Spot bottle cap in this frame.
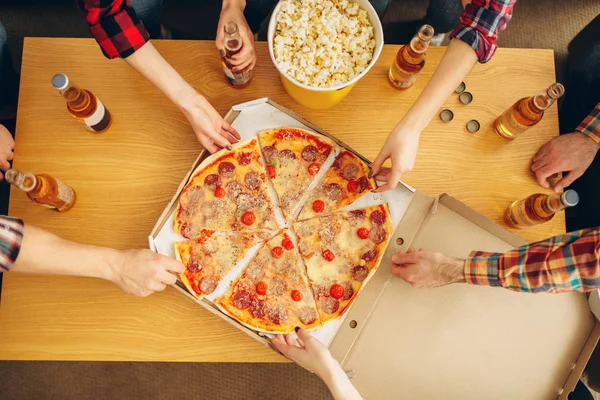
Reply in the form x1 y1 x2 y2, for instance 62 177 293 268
459 92 473 105
52 74 69 90
561 190 579 207
439 109 454 122
455 82 466 93
466 120 480 133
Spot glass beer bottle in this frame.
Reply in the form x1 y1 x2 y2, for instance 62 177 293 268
505 190 579 228
5 168 76 212
388 24 434 89
494 83 565 139
222 22 253 88
52 73 112 133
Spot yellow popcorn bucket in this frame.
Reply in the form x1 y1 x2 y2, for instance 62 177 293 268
268 0 384 110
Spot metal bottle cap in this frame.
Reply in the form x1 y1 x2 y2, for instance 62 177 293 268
440 109 454 122
459 91 473 104
466 120 480 133
52 73 69 90
455 82 466 93
561 190 579 207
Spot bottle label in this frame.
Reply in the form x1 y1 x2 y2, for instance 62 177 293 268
84 99 108 132
390 71 419 89
56 179 76 205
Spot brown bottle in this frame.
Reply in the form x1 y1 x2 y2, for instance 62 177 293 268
388 25 434 89
221 22 253 88
52 74 112 133
5 168 76 212
494 83 565 139
505 190 579 228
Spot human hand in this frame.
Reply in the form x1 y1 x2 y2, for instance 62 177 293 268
370 122 420 192
216 1 257 73
531 132 599 192
0 124 14 180
108 249 184 297
392 248 465 289
180 90 241 153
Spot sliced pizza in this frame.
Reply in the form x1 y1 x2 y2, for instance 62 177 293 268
215 230 320 333
258 127 335 220
292 204 393 323
174 138 279 238
297 150 375 220
174 232 263 299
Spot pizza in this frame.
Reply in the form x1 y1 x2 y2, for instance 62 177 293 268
174 138 278 238
215 230 321 333
297 150 375 220
292 204 393 323
174 232 262 299
257 127 335 220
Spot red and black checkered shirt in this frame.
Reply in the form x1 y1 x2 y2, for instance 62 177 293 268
77 0 150 59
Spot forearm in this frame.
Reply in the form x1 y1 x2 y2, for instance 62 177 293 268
124 42 199 112
11 224 118 282
401 39 477 132
322 363 363 400
222 0 246 10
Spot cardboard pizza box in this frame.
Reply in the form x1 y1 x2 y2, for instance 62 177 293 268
149 98 600 399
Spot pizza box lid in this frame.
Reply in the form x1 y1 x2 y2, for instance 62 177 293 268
329 190 600 399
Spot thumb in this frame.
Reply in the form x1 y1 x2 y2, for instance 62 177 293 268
296 328 318 348
370 150 389 177
554 170 582 192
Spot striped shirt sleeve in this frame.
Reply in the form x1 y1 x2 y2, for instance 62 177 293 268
0 216 24 272
576 102 600 145
448 0 517 63
77 0 150 59
465 228 600 293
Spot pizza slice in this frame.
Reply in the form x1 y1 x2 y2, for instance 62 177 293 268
258 127 335 221
292 204 393 323
174 232 262 299
297 150 375 220
174 138 279 238
215 230 320 333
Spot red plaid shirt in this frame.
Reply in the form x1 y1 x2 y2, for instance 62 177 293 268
77 0 150 59
449 0 517 63
577 102 600 144
465 228 600 293
0 217 24 272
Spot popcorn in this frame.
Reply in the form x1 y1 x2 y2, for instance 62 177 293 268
273 0 376 88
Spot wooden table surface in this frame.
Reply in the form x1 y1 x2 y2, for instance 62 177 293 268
0 38 563 361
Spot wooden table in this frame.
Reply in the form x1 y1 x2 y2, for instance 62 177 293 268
0 38 563 361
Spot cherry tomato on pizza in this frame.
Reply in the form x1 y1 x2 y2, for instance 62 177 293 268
357 227 369 239
322 249 335 262
291 290 303 302
242 211 256 226
330 284 344 299
271 246 283 259
256 281 268 295
312 200 325 213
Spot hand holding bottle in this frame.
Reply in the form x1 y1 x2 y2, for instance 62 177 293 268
216 0 256 74
0 124 14 179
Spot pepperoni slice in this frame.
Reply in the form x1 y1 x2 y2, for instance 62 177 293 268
369 225 387 244
370 209 385 225
201 202 217 218
244 171 262 191
187 259 200 273
233 290 252 309
324 183 342 201
320 297 340 315
301 145 318 162
352 265 368 282
299 306 317 325
262 146 276 163
350 209 366 218
181 222 198 239
204 174 222 191
251 299 266 318
361 249 378 262
180 186 204 210
226 181 243 199
340 164 359 181
199 276 217 294
218 162 235 177
291 290 303 302
356 176 369 193
279 149 296 159
330 157 341 171
269 304 289 325
308 163 321 176
330 283 344 299
241 211 256 226
341 282 354 300
238 152 252 166
357 227 369 239
312 200 325 213
271 277 286 295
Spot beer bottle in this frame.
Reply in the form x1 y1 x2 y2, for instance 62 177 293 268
494 83 565 139
505 190 579 228
388 25 434 90
5 168 76 212
222 22 253 88
52 73 112 133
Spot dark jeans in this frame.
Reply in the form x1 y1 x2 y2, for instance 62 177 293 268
560 14 600 232
245 0 463 34
0 22 18 118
